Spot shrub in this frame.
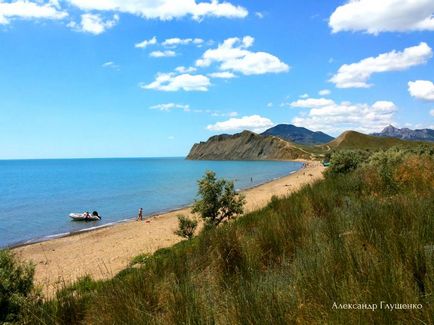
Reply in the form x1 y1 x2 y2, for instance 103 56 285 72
192 171 246 227
0 250 37 323
175 215 198 240
326 150 369 176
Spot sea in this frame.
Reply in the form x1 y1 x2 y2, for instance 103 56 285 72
0 158 302 248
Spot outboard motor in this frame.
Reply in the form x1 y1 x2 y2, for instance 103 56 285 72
92 211 101 219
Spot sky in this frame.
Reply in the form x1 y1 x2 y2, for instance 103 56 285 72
1 0 434 159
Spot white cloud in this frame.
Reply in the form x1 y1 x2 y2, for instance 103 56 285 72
207 114 274 133
142 73 211 92
135 36 157 49
299 93 309 99
196 36 289 75
0 0 67 25
208 71 236 79
102 61 120 70
330 0 434 34
175 66 197 73
162 37 203 47
290 98 335 108
255 12 264 19
67 0 248 21
150 103 190 112
319 89 331 96
291 97 398 134
430 109 434 117
408 80 434 101
69 13 119 35
149 50 176 58
330 42 432 88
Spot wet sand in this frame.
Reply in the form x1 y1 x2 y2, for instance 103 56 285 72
14 161 324 297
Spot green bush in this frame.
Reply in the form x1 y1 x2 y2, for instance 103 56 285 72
0 250 37 323
192 171 246 227
175 215 198 240
326 150 369 176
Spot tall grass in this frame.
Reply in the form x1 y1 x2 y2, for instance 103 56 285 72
23 152 434 324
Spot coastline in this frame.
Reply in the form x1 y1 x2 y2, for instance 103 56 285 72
13 160 324 297
8 161 303 250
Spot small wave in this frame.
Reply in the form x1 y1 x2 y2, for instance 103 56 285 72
77 223 114 232
44 232 70 239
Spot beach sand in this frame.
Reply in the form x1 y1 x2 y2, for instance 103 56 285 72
14 161 324 297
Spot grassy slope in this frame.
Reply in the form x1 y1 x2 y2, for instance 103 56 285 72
324 131 429 150
28 153 434 324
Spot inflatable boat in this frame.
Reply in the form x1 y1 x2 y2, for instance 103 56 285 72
69 211 101 221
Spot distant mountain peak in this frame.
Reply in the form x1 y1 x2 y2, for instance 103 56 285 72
372 125 434 142
383 124 397 131
261 124 334 145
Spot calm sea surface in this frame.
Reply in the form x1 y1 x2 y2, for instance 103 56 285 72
0 158 302 247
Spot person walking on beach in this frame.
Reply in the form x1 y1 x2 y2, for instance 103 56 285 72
136 207 143 221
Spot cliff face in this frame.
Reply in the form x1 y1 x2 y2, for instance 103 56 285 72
187 131 311 160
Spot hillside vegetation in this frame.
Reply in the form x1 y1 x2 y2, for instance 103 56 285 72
10 146 432 324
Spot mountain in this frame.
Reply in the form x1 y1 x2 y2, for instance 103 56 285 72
187 130 312 160
371 125 434 142
323 130 416 150
261 124 334 145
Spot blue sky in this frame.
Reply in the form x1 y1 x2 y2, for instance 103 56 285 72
1 0 434 159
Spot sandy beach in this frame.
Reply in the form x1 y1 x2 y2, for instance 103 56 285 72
14 161 324 297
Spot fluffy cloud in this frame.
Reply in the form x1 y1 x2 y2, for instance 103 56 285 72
207 115 274 133
162 37 203 47
135 36 157 49
319 89 331 96
142 73 211 92
196 36 289 75
330 42 432 88
408 80 434 101
330 0 434 34
149 50 176 58
68 14 119 35
208 71 236 79
66 0 248 21
291 97 397 134
290 98 335 108
150 103 190 112
0 0 67 25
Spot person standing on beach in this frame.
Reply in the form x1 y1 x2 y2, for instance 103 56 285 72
137 208 143 221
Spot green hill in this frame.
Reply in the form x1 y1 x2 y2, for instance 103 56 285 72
322 130 432 151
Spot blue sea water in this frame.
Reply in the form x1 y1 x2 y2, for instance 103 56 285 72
0 158 302 248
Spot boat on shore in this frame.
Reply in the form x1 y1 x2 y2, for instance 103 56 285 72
69 211 101 221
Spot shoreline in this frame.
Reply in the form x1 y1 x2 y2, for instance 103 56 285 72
14 160 324 297
8 165 302 250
